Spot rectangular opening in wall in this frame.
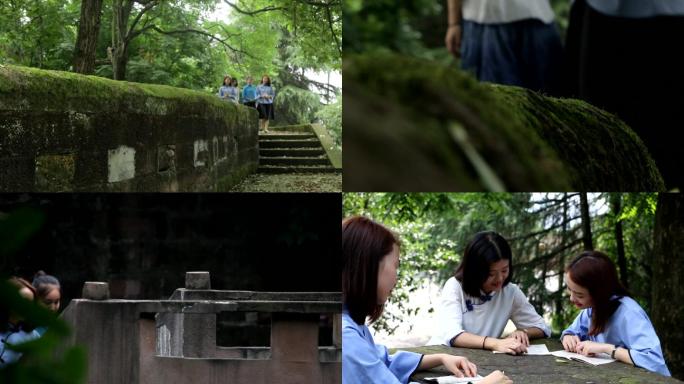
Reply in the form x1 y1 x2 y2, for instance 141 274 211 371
216 311 271 347
318 313 334 346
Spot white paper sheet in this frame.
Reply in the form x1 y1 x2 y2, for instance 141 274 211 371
550 350 616 365
492 343 550 355
424 375 484 383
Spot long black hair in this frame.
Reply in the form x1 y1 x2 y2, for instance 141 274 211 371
454 231 513 297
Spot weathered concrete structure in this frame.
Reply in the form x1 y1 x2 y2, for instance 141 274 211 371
0 65 258 191
61 272 341 384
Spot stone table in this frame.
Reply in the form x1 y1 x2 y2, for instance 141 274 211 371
396 339 681 383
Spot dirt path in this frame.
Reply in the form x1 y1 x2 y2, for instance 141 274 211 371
230 173 342 192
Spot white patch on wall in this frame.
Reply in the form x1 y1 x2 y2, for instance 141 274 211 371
156 324 171 356
194 139 209 167
107 145 136 182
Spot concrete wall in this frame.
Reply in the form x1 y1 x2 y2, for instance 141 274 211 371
60 276 341 384
0 65 258 192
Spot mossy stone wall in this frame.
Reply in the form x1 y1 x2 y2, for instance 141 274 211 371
0 65 258 192
344 53 664 191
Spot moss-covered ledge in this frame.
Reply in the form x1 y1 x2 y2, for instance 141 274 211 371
0 64 258 192
344 52 664 191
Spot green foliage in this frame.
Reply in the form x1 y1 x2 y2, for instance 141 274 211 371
1 0 340 105
315 94 342 146
273 85 321 126
343 193 659 336
0 1 79 68
0 208 86 383
0 282 87 384
550 0 572 39
343 0 441 54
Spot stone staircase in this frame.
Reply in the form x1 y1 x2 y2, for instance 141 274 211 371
258 131 339 173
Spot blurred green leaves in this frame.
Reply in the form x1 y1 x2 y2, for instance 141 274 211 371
0 207 87 383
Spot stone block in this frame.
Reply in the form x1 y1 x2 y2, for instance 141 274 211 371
82 281 110 300
186 271 211 289
35 153 76 192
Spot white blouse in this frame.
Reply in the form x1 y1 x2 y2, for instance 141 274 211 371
427 277 550 346
462 0 555 24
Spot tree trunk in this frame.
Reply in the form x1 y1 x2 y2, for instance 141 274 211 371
580 193 593 250
555 193 569 318
111 0 133 80
652 193 684 379
611 193 629 289
73 0 104 74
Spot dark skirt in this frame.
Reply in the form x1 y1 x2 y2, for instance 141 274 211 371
257 103 275 120
244 101 256 109
564 0 684 188
461 18 563 95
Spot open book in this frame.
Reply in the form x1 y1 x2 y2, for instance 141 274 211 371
492 344 550 355
550 350 616 365
424 375 484 383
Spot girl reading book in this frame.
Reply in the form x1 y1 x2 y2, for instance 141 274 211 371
561 251 670 376
342 216 511 384
428 231 550 354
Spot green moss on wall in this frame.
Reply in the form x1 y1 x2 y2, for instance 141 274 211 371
344 52 664 191
0 65 259 192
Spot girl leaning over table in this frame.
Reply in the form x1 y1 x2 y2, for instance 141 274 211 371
428 231 551 354
561 250 670 376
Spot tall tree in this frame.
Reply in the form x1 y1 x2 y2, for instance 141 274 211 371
611 193 629 289
652 193 684 380
580 192 593 250
73 0 104 74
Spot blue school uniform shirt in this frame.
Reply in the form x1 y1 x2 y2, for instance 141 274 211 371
343 308 422 384
561 296 670 376
256 85 275 105
242 84 257 103
0 326 40 367
219 85 238 103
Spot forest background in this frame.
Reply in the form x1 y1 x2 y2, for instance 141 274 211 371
343 192 684 378
0 0 341 145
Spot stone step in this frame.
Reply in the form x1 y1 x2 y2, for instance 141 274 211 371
257 165 340 174
259 133 317 140
259 139 322 149
260 156 331 166
260 148 325 157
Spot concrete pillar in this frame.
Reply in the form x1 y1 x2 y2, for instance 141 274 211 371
332 313 342 348
82 281 110 300
157 272 215 358
186 271 211 289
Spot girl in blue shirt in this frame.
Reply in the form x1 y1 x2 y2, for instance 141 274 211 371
1 277 40 367
256 75 275 133
241 76 258 109
343 216 512 384
561 251 670 376
218 76 239 103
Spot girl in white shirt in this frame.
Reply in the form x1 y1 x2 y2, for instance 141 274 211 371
445 0 562 94
428 231 550 354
